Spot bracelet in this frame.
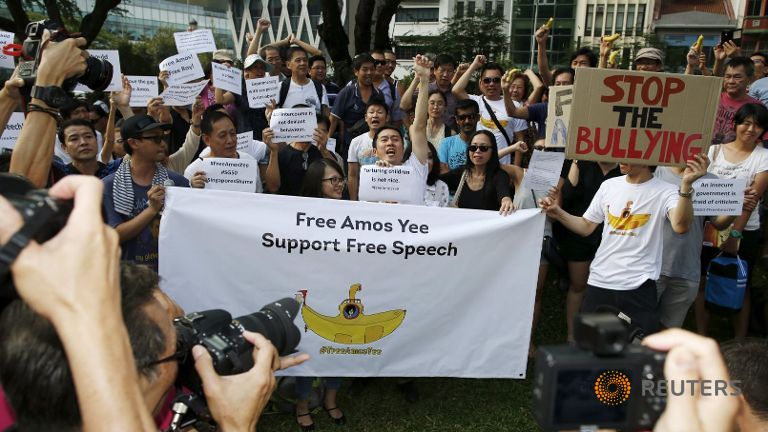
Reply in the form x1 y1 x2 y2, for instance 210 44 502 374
678 188 694 198
27 103 62 124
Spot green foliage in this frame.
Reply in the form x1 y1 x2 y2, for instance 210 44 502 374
419 12 509 63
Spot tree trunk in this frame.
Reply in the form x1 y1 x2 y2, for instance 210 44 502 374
354 0 375 54
373 0 402 50
79 0 123 47
2 0 30 42
318 0 353 85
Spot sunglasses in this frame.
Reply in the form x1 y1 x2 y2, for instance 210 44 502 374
456 113 478 121
373 60 386 66
322 176 346 186
469 145 492 153
482 77 502 84
139 135 165 144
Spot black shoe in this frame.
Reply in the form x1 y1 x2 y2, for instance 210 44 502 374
296 411 315 431
324 405 347 426
397 381 419 403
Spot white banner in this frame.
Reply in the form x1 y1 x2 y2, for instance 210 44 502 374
0 31 15 69
174 29 217 54
159 80 209 106
160 53 204 85
269 108 317 142
546 85 572 148
74 50 122 92
201 158 258 193
0 112 24 151
212 62 242 95
246 76 280 108
693 178 746 216
358 165 425 204
160 189 544 378
126 76 159 107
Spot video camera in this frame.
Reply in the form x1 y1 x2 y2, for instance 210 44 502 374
532 313 666 431
17 20 113 93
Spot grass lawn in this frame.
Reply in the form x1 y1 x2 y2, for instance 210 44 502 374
257 265 768 431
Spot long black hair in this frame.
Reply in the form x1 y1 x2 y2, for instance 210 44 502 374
464 130 501 177
426 141 441 186
300 158 345 198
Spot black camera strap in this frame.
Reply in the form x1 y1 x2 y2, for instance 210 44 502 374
481 96 512 147
0 196 62 279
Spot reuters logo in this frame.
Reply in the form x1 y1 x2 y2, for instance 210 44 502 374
594 370 631 405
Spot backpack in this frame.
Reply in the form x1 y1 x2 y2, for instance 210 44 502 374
278 78 324 109
704 253 749 316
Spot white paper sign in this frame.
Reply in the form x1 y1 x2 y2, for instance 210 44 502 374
358 165 425 205
160 53 204 85
0 31 15 69
546 85 572 148
246 76 280 108
269 108 317 142
173 29 217 54
159 80 209 106
74 50 122 92
202 158 258 193
0 112 24 151
236 131 252 152
126 76 159 107
326 137 337 154
212 62 242 95
693 178 746 216
522 150 566 191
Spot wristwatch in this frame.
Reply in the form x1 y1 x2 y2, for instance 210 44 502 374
678 187 694 198
30 86 69 109
729 229 743 239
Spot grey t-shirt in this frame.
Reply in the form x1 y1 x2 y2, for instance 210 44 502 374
654 167 717 282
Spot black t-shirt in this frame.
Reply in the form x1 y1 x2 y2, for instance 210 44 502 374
277 145 324 196
440 167 511 210
234 81 268 140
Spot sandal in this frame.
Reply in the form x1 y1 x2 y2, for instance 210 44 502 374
324 405 347 426
296 411 315 431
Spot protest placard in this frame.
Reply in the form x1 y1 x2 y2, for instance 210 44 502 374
246 76 280 108
546 85 572 148
522 150 565 191
160 53 204 85
159 80 209 106
236 131 252 152
74 50 122 92
202 158 259 193
0 31 15 69
173 29 217 54
161 189 544 378
566 69 721 166
326 138 337 153
270 108 317 142
212 62 242 95
358 165 425 205
126 76 159 107
692 178 746 216
0 112 24 151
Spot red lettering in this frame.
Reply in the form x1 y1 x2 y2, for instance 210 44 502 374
610 129 626 158
627 129 643 159
664 132 686 164
684 134 703 159
662 78 685 108
623 75 644 104
643 130 662 160
576 127 593 154
601 75 624 103
642 77 663 106
594 128 610 155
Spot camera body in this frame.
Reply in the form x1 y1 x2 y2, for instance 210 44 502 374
532 313 666 431
17 20 113 93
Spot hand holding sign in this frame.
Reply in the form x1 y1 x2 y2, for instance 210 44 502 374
160 53 204 86
246 77 280 108
212 62 242 95
269 108 317 143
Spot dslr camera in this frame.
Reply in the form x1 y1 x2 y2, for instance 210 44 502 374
532 313 666 431
17 20 113 92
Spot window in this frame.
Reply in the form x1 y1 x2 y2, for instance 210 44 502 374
495 1 504 16
395 45 427 59
485 1 493 15
636 4 646 33
595 5 604 36
626 5 635 35
395 7 439 22
456 1 464 18
468 1 475 16
585 5 594 35
616 5 625 32
746 0 761 16
606 5 614 34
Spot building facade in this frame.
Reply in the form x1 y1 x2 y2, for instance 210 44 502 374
743 0 768 51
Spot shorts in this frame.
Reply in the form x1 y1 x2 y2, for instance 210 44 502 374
582 279 660 335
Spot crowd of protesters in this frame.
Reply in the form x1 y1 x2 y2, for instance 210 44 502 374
1 16 768 432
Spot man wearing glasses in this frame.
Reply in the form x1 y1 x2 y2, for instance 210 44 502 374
437 99 480 174
102 115 190 272
453 55 528 165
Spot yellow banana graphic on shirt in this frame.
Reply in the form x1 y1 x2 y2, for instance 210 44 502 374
606 201 650 231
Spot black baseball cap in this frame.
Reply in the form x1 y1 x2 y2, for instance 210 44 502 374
120 115 171 140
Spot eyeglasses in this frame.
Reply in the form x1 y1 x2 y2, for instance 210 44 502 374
143 349 187 369
139 135 165 144
456 113 478 121
373 60 386 67
302 152 309 170
213 59 233 66
482 77 502 84
322 176 346 186
469 145 491 153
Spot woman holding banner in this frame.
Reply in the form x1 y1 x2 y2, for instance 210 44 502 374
300 158 347 200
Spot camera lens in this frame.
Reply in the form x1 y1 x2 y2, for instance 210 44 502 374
79 56 114 92
235 298 301 356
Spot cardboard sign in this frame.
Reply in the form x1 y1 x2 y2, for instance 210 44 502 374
212 62 242 95
567 69 721 167
522 150 565 191
160 53 204 85
126 76 159 107
174 29 217 54
0 112 24 151
546 85 572 148
269 108 317 142
74 50 122 92
246 76 280 108
0 31 15 69
160 80 209 106
693 178 746 216
358 165 424 204
202 158 258 193
236 131 252 152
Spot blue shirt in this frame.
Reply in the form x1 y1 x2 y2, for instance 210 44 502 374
331 81 384 158
527 102 547 140
749 76 768 106
437 134 469 170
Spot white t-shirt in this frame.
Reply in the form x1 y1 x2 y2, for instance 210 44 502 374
469 94 528 165
402 152 428 205
200 139 268 164
583 176 679 290
707 144 768 230
282 80 329 114
347 133 376 166
54 131 105 164
183 151 262 193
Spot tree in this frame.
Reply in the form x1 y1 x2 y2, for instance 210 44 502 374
0 0 124 47
402 12 508 63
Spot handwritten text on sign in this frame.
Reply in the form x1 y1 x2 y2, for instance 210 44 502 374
0 31 15 69
567 69 721 166
0 112 24 151
173 29 217 54
270 108 317 142
202 158 258 193
693 178 746 216
358 165 424 205
546 85 572 148
522 150 565 191
126 76 159 107
160 53 204 85
246 76 280 108
160 80 209 106
212 63 242 95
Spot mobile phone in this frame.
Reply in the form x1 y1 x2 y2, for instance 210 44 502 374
721 29 742 46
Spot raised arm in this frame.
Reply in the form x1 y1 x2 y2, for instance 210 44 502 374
452 55 485 101
539 195 599 237
399 74 420 112
289 34 322 57
247 18 271 57
526 69 545 104
168 97 204 172
0 66 23 133
535 25 553 85
101 96 117 163
112 74 134 120
409 54 432 164
502 70 530 119
452 63 469 86
668 155 708 234
262 128 281 192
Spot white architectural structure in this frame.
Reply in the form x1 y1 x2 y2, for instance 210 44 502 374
574 0 655 46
